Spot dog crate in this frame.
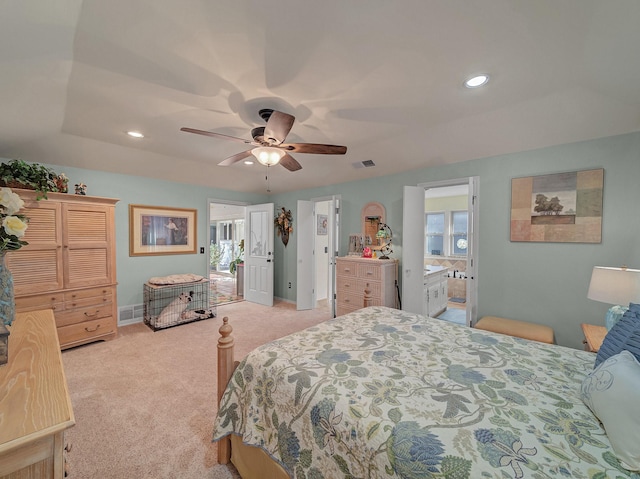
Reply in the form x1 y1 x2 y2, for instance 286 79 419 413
143 279 214 331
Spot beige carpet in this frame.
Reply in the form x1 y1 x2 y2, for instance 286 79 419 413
62 300 331 478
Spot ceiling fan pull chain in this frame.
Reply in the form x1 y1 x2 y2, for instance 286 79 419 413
266 166 271 193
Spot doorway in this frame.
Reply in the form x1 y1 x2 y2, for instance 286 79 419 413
296 196 340 316
423 184 470 325
208 200 246 306
402 178 478 326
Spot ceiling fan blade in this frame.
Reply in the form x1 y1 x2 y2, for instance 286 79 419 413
279 153 302 172
280 143 347 155
264 111 295 145
218 150 253 166
180 127 253 145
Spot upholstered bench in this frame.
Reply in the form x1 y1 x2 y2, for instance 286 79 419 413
475 316 555 344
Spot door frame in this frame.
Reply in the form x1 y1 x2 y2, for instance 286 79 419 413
419 177 479 326
207 198 249 272
296 195 341 316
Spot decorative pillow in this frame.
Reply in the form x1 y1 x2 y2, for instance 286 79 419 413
581 350 640 471
595 303 640 367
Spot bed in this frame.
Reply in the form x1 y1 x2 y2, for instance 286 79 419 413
213 306 638 478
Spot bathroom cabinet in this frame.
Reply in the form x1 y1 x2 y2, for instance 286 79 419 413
423 267 448 317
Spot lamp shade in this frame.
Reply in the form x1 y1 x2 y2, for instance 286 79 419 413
252 147 285 166
587 266 640 306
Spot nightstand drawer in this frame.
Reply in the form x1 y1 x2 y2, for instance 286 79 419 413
581 323 607 353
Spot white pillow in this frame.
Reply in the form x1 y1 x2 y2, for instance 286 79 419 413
581 350 640 471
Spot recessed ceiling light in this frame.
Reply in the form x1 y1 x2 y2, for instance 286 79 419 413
244 160 254 165
127 131 144 138
464 74 489 88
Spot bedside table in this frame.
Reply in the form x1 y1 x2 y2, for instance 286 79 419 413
581 323 607 353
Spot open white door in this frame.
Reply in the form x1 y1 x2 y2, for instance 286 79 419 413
466 176 479 326
327 196 339 317
402 186 425 314
244 203 274 306
296 200 314 310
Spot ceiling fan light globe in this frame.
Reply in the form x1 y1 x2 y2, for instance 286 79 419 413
252 147 285 166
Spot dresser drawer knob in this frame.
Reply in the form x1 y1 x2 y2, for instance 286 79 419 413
85 324 101 332
84 310 99 318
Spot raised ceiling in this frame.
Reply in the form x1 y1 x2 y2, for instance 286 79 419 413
1 1 639 194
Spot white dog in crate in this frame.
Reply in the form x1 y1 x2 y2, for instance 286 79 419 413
155 291 193 328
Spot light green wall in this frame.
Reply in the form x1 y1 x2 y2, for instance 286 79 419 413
271 131 640 349
5 130 639 349
2 163 268 308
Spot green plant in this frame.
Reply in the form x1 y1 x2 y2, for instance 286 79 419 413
229 239 244 274
0 159 59 200
210 243 223 270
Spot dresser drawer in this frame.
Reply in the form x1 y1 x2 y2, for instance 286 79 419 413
357 263 381 281
337 275 359 293
338 291 366 311
57 316 116 348
336 261 357 277
358 280 381 300
55 302 114 327
15 293 64 312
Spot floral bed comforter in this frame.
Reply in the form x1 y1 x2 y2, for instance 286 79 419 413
213 306 637 479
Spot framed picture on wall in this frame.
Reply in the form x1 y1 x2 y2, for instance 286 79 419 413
510 168 603 243
317 214 328 235
129 204 197 256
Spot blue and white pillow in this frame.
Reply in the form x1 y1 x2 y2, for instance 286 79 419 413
595 302 640 367
581 350 640 471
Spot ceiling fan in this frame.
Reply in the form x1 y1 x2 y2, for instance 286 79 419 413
180 109 347 171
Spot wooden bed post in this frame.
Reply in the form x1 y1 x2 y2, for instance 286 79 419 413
364 283 372 308
217 316 234 464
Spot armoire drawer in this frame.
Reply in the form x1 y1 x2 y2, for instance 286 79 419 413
15 293 64 313
64 286 113 309
55 303 114 328
57 317 116 348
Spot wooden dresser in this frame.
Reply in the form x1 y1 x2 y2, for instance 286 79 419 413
0 309 75 478
7 190 119 349
336 256 398 316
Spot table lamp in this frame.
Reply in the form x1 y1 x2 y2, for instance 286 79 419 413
587 266 640 330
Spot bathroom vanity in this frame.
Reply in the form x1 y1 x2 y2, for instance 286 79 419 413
423 266 448 317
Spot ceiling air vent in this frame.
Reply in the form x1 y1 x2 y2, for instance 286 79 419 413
352 160 376 169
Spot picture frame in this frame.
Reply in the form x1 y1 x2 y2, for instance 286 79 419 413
510 168 603 243
317 214 328 235
129 204 197 256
